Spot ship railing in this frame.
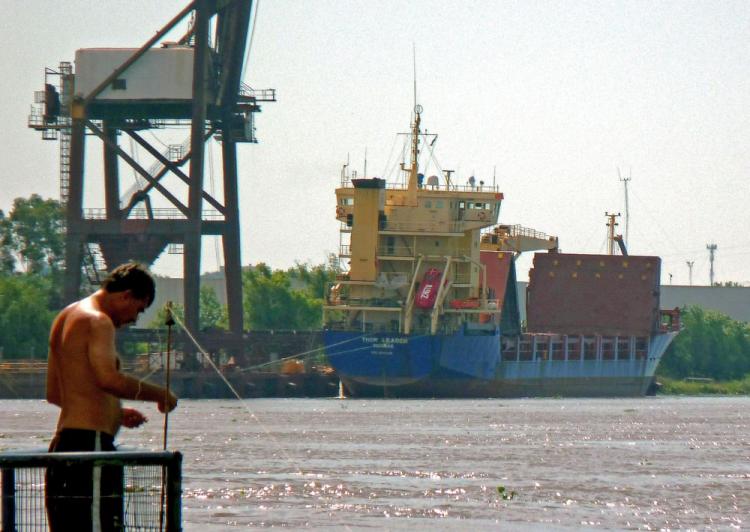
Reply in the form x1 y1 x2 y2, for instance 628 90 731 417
83 208 224 221
338 179 500 194
446 183 500 193
376 246 471 259
327 274 411 292
325 296 403 309
376 244 414 257
499 224 553 241
0 450 182 531
381 220 464 233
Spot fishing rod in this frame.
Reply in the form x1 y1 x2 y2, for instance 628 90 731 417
159 301 175 532
162 301 175 451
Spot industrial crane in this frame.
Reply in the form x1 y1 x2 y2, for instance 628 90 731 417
29 0 275 361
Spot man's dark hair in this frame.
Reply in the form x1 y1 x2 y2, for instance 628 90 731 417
101 263 156 307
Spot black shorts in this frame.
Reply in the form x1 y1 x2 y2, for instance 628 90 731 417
46 429 124 532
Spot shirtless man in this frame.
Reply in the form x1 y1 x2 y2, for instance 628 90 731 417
45 262 178 531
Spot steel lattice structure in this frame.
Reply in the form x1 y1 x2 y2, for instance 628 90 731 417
29 1 275 358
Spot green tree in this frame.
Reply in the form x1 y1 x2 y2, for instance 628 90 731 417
5 195 64 274
0 210 16 274
149 286 228 331
243 263 323 330
714 281 746 287
198 285 228 330
659 306 750 381
289 260 338 299
0 274 56 359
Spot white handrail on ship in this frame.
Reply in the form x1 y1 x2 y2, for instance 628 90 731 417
339 179 500 193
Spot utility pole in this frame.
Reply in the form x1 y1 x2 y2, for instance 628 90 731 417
706 243 717 286
605 212 621 255
618 167 631 248
686 261 694 286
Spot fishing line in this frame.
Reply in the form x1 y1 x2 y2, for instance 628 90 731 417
167 312 342 466
238 332 374 372
169 312 245 401
150 307 419 532
162 312 323 487
237 332 431 372
247 345 371 370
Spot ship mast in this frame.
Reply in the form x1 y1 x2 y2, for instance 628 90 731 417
406 104 422 205
406 44 421 204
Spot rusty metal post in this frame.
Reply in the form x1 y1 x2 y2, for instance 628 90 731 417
63 118 86 304
184 0 210 336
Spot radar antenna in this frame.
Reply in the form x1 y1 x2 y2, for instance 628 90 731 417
618 167 631 248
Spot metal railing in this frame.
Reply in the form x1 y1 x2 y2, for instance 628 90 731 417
0 362 48 373
83 208 224 221
381 220 464 233
503 224 553 241
1 450 181 532
238 83 276 102
338 178 500 194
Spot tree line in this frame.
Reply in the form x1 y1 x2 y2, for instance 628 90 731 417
149 262 336 332
0 194 748 384
657 306 750 381
0 195 64 358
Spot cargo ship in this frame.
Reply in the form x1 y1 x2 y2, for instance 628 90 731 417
322 104 680 398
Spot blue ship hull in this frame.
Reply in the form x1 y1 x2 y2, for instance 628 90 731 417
323 329 678 398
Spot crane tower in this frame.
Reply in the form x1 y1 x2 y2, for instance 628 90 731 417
28 1 275 353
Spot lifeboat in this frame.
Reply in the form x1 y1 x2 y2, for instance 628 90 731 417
415 268 443 309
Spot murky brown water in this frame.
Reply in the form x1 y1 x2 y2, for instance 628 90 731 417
1 397 748 530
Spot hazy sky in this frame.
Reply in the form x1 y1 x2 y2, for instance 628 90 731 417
1 1 748 285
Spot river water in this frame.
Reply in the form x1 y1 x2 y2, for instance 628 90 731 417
1 397 747 530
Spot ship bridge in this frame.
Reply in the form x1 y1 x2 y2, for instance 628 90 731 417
335 178 503 236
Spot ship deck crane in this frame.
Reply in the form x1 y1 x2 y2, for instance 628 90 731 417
480 224 559 255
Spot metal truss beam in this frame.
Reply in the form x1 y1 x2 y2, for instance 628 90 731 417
125 130 226 215
85 120 189 215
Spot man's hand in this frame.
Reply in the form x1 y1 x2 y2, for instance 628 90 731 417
121 408 148 428
158 391 178 414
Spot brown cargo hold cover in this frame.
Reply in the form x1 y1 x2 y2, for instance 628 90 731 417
526 253 661 336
